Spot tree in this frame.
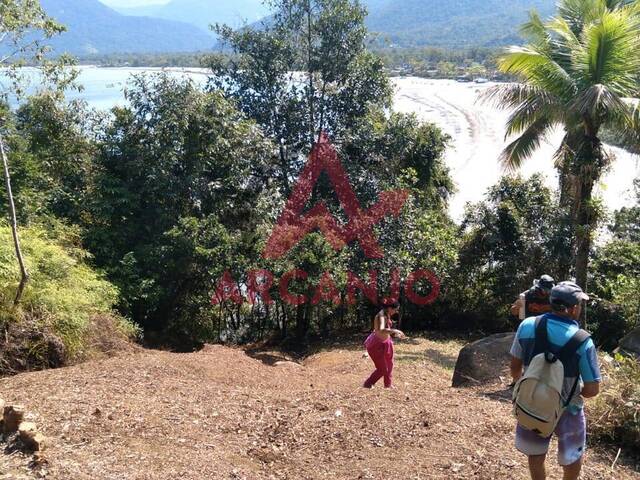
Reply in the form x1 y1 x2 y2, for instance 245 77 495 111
1 0 76 304
88 74 276 343
208 0 391 196
485 0 640 291
449 175 571 331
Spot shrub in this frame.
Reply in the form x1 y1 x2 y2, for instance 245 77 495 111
589 354 640 451
0 222 138 372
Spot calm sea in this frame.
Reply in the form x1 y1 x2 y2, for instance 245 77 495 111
2 66 210 110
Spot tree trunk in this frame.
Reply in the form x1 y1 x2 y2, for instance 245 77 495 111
574 175 594 292
0 133 29 306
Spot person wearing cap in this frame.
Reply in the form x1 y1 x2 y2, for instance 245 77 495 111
509 281 601 480
510 275 555 320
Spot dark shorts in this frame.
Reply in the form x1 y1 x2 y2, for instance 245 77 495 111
515 409 586 466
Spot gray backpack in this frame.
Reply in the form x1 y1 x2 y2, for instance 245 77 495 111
513 316 589 437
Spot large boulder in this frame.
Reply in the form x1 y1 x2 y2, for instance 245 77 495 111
452 332 515 387
618 327 640 357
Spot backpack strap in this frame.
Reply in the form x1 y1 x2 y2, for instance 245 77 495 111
558 328 591 408
533 315 549 355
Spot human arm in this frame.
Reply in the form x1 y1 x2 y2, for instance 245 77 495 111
578 340 602 399
510 356 524 383
375 315 406 338
581 382 600 398
510 297 523 317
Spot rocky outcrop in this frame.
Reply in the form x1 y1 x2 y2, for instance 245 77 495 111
618 327 640 357
452 332 515 387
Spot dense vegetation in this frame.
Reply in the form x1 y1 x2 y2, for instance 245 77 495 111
364 0 555 47
1 0 637 349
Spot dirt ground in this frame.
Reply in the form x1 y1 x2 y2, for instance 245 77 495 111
0 335 638 480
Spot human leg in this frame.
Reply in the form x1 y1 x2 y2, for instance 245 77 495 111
528 454 547 480
556 409 586 479
516 425 551 480
364 343 387 387
383 341 394 388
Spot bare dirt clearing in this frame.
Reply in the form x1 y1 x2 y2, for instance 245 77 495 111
1 336 638 479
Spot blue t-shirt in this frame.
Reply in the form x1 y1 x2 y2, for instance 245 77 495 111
510 313 601 412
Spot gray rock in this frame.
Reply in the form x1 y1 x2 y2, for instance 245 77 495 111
618 327 640 357
452 332 515 387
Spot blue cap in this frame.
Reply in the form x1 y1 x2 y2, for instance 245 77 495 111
549 281 589 307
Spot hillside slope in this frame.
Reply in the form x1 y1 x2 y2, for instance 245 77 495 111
108 0 557 48
1 337 637 479
364 0 556 47
40 0 213 54
115 0 270 31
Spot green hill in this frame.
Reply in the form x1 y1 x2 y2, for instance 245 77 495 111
40 0 213 54
115 0 270 32
364 0 556 47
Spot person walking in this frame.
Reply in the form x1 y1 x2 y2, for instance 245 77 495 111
363 301 406 389
511 275 555 320
510 281 601 480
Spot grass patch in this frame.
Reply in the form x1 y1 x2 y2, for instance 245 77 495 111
0 222 139 373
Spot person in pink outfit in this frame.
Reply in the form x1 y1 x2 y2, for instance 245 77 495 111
363 301 406 388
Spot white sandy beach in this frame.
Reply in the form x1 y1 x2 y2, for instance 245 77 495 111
393 77 640 221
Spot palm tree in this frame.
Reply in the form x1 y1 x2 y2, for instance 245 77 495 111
485 0 640 291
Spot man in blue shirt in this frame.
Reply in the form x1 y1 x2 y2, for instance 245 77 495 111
510 281 601 480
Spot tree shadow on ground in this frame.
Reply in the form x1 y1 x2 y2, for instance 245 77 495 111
479 386 513 404
244 349 293 366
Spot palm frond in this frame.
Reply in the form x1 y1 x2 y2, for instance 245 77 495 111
558 0 606 35
572 9 640 95
498 47 576 99
521 10 549 43
499 117 553 171
571 83 629 119
505 97 562 137
481 83 548 109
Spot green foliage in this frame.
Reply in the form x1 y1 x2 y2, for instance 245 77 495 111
87 74 275 344
364 0 556 48
446 175 570 332
590 354 640 450
486 0 640 291
208 0 392 192
0 0 76 99
0 222 137 359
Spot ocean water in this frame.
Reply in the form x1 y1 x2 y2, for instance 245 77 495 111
1 66 210 110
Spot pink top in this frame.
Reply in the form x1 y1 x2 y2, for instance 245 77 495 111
365 310 394 347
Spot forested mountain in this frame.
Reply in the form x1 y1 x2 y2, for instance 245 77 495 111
114 0 270 31
39 0 213 54
364 0 556 47
104 0 556 48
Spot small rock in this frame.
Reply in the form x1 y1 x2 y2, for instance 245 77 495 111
4 405 25 434
19 422 45 451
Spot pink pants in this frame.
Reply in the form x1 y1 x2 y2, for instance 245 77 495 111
363 334 394 388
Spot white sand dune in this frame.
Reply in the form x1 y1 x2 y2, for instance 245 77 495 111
393 77 640 221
